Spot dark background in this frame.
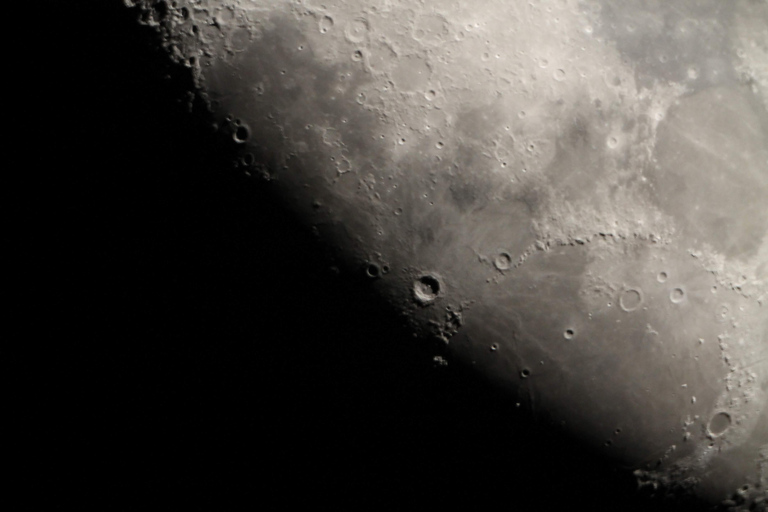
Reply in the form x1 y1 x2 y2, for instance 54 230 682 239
27 2 701 510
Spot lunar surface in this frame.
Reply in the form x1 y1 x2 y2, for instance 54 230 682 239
125 0 768 509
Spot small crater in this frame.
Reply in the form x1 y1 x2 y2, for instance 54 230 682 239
520 368 531 378
413 274 441 305
657 271 668 283
670 288 685 303
564 328 575 340
708 412 732 436
490 343 499 352
233 125 250 143
619 288 643 312
493 252 512 271
319 15 334 34
607 136 619 148
366 263 381 278
554 68 566 81
344 18 369 43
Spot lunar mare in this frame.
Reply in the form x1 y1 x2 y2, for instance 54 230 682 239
129 0 768 509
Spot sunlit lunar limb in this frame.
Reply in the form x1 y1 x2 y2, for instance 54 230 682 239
131 0 768 508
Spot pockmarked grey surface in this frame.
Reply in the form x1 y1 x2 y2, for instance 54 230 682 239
129 0 768 508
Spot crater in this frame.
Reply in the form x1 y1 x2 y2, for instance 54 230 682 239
234 124 250 143
670 287 685 303
413 274 442 305
366 263 381 278
708 412 732 436
619 288 643 311
494 252 512 271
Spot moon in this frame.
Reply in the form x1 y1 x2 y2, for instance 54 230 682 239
127 0 768 509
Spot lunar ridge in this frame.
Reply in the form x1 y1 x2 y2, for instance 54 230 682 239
127 0 768 509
